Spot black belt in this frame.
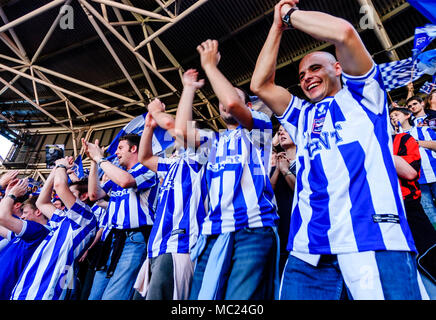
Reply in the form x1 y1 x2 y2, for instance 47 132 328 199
94 225 152 278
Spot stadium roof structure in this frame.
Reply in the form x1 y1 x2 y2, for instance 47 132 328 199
0 0 434 158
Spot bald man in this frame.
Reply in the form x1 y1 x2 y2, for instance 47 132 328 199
251 0 427 300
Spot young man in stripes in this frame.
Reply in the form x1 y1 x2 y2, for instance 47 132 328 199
407 95 428 127
0 181 50 300
389 112 436 296
250 0 425 299
390 107 436 228
11 157 96 300
177 41 279 300
83 134 158 300
134 71 208 299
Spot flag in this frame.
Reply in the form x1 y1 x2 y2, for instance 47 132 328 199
71 155 85 179
419 76 436 94
99 113 174 178
106 113 174 156
416 49 436 75
408 0 436 24
379 57 425 91
412 24 436 58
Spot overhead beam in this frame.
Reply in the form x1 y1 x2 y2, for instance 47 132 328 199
357 0 399 61
0 0 66 34
0 62 135 119
134 0 209 51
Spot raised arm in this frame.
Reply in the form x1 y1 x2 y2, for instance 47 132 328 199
35 168 57 219
0 179 28 234
0 170 18 190
138 112 159 172
82 138 107 201
53 156 77 210
147 98 176 137
83 138 136 189
197 40 254 130
250 1 294 116
282 1 373 76
174 69 205 147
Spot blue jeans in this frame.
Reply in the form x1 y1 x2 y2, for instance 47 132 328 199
280 251 424 300
189 226 277 300
420 182 436 227
88 231 147 300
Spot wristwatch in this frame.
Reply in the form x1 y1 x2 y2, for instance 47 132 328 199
282 6 299 29
56 164 67 170
285 170 293 176
97 158 108 167
7 193 17 200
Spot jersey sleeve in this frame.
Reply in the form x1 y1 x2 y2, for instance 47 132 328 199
157 157 176 180
101 179 115 194
275 95 306 144
67 199 97 230
16 220 50 242
341 63 387 115
130 163 158 192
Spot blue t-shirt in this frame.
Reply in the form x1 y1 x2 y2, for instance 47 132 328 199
0 220 50 300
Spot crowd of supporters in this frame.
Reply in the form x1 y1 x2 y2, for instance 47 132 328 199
0 0 435 301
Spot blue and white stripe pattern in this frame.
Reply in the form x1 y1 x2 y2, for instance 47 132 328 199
277 63 416 255
413 115 427 127
102 163 158 235
11 200 96 300
200 109 278 235
405 126 436 184
379 57 425 92
147 147 208 258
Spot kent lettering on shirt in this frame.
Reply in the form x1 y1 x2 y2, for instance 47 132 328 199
251 0 422 300
12 164 96 300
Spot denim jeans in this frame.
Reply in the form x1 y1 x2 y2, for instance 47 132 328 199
88 231 147 300
280 251 424 300
189 226 277 300
420 182 436 228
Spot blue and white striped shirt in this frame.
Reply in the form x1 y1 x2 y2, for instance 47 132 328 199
201 109 278 235
11 200 96 300
0 221 50 300
277 63 416 255
102 163 158 238
405 126 436 184
147 147 208 258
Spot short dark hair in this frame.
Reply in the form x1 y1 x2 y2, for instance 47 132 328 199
406 95 423 105
22 198 38 210
69 178 88 195
119 134 140 149
389 107 414 126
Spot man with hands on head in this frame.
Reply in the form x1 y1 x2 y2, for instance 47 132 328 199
251 0 425 299
0 178 50 300
182 39 279 300
82 133 158 300
11 156 96 300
